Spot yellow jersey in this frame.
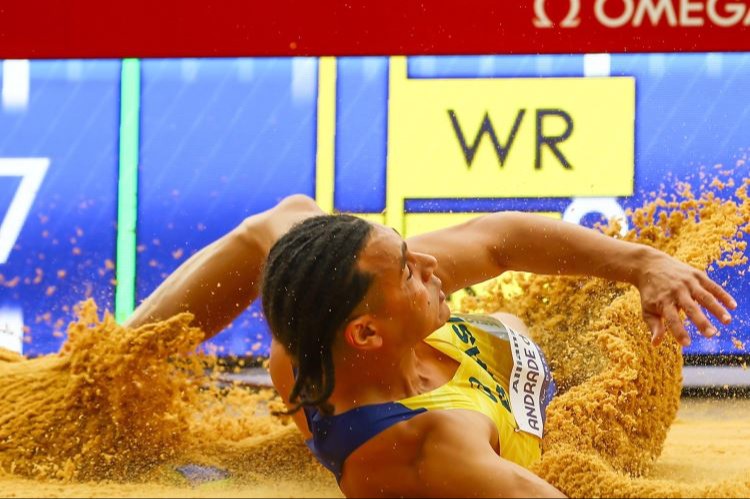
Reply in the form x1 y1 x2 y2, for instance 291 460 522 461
303 313 557 481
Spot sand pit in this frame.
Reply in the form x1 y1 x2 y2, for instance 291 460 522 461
0 172 748 498
1 398 747 498
652 398 750 485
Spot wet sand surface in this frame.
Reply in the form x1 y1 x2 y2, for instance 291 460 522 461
650 397 750 485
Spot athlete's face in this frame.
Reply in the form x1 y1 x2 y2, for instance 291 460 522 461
355 224 451 347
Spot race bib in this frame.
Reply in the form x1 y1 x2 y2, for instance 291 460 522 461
507 327 552 438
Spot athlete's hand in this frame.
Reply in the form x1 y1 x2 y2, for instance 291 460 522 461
635 250 737 346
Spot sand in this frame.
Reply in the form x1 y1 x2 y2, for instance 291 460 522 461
1 398 747 498
0 169 748 498
461 171 750 497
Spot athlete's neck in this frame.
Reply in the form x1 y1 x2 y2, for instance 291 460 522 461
328 338 453 414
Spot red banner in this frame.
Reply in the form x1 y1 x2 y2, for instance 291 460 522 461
0 0 749 58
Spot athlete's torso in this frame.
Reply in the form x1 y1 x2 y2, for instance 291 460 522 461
303 313 557 482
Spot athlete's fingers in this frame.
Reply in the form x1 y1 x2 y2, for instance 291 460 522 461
663 304 690 346
645 313 666 346
692 287 731 326
695 272 737 311
678 291 717 339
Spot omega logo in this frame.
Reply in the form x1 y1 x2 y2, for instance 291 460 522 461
533 0 582 27
534 0 750 28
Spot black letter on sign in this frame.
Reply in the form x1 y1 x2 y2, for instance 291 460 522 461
535 109 573 170
448 109 525 169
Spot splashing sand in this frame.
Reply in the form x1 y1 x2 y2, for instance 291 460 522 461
0 175 749 498
463 175 750 497
0 302 334 495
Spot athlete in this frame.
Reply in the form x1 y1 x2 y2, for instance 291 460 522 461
126 195 736 498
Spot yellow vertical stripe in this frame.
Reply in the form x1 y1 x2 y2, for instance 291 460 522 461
315 57 337 213
385 56 407 233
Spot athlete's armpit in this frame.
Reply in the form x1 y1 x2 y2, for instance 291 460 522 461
406 213 508 296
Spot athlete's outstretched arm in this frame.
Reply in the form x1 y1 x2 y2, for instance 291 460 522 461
125 195 324 339
407 211 737 346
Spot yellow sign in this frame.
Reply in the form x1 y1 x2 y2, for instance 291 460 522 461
385 57 635 231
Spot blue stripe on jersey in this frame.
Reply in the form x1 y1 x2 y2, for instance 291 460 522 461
304 402 427 482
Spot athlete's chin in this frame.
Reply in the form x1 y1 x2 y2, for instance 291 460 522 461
437 301 451 324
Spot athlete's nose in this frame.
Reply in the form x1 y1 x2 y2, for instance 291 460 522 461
417 252 438 282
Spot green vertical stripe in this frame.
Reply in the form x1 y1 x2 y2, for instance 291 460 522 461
115 58 141 323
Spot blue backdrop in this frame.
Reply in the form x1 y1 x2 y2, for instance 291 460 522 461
0 61 119 356
1 54 748 357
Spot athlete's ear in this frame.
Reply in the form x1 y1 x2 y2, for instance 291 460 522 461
343 315 383 351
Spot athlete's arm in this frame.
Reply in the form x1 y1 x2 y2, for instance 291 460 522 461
407 211 736 346
345 411 566 498
414 421 565 498
268 339 313 439
125 195 324 339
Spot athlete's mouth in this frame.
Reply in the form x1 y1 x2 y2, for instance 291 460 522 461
433 277 444 303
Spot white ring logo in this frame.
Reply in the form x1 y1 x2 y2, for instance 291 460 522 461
533 0 581 28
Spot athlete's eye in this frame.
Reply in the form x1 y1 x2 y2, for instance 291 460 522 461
407 263 414 280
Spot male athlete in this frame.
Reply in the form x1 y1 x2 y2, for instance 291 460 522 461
127 195 736 498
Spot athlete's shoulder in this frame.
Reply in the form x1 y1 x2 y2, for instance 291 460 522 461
341 409 498 497
339 409 432 496
345 409 495 468
268 339 313 439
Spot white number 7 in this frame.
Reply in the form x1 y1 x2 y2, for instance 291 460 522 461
0 158 50 265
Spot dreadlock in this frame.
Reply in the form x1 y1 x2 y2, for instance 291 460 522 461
261 214 374 415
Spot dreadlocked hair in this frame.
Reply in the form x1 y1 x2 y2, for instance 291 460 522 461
262 214 374 416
